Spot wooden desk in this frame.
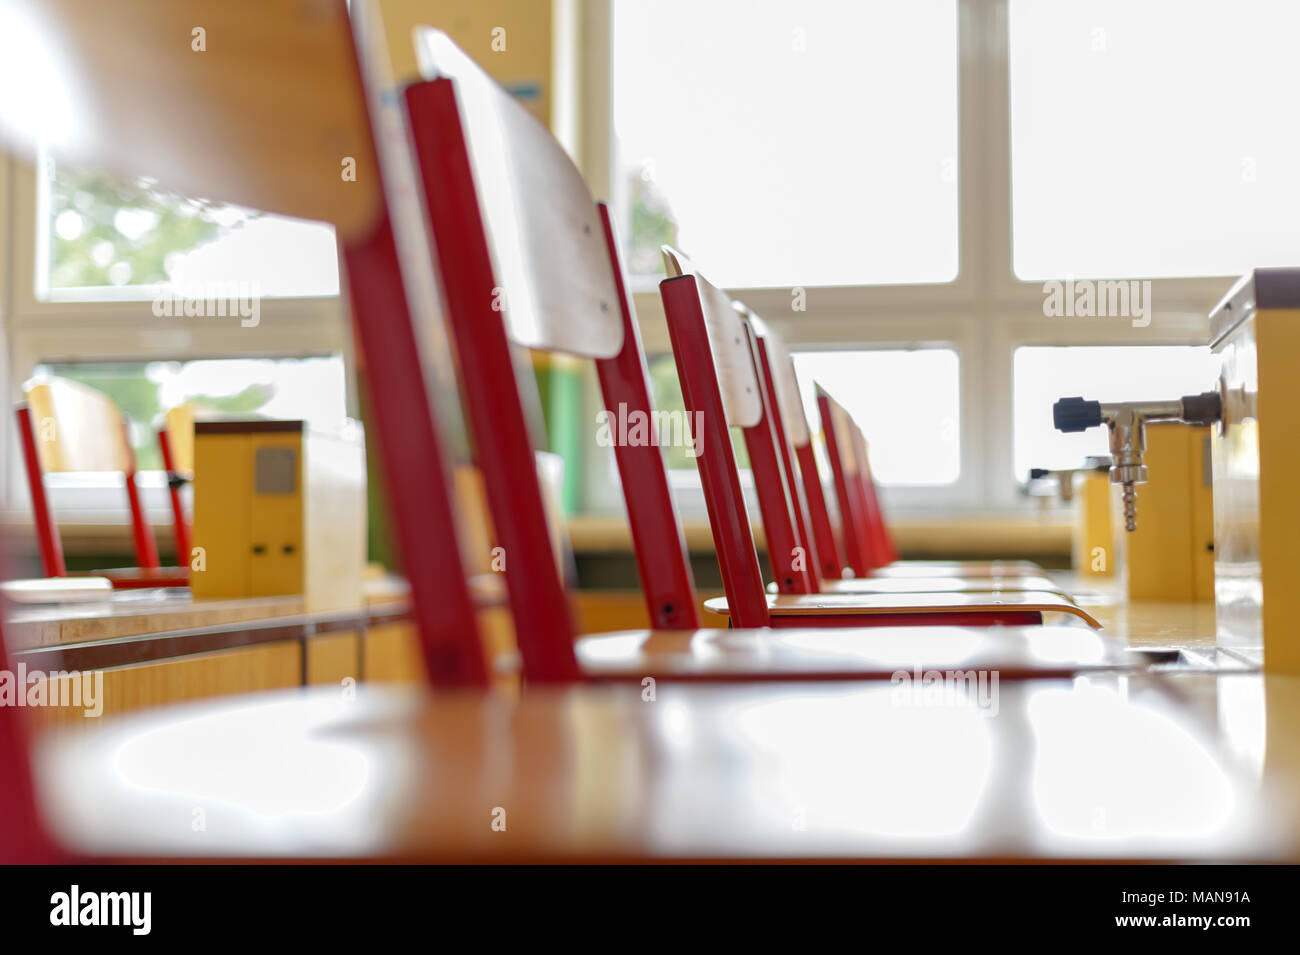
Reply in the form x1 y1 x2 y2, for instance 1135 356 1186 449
14 567 1297 861
1058 573 1256 664
31 674 1300 861
1 577 513 725
3 570 1242 706
1 573 504 652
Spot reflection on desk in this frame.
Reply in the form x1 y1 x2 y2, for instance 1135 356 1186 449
33 674 1300 861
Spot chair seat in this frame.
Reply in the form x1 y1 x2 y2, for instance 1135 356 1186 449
575 625 1126 681
703 591 1102 629
868 560 1043 578
767 574 1063 596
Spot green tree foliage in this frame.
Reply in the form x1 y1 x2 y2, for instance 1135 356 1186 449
45 361 277 471
47 165 228 289
627 168 680 277
42 166 277 470
646 355 749 471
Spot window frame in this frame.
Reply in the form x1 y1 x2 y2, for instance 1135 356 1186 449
596 0 1236 516
1 154 350 519
0 1 1256 525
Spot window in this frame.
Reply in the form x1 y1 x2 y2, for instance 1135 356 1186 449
8 7 1287 524
39 157 339 300
28 357 348 518
1 151 349 514
1009 0 1300 280
33 357 348 471
1012 345 1220 478
792 349 960 486
612 0 959 288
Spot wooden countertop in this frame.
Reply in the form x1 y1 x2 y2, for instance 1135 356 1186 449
16 566 1291 862
4 569 1237 673
3 591 310 653
32 673 1300 861
1 574 511 660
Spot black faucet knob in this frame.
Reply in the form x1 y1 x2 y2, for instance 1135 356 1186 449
1053 397 1103 433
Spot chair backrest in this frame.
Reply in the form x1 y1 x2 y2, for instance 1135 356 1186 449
849 420 900 565
658 252 813 597
785 371 848 580
402 28 703 683
161 404 196 475
660 247 765 428
417 32 623 361
1 3 493 688
1 0 384 244
658 250 822 625
0 0 500 861
733 306 826 588
24 378 133 474
18 377 161 573
739 314 849 581
816 384 890 574
341 3 492 688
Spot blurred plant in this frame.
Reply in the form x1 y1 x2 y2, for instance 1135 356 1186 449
627 167 680 277
646 354 749 470
46 164 249 289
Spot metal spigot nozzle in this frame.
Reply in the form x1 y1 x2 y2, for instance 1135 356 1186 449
1051 391 1222 532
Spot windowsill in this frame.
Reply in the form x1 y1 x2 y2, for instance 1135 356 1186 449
568 509 1072 559
1 510 179 558
3 508 1073 561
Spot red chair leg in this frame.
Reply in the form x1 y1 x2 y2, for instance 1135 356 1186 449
117 415 160 570
15 405 66 578
158 429 191 565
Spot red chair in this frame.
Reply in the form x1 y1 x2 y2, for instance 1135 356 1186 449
16 378 188 588
400 30 1103 681
157 404 195 567
815 384 1044 579
0 7 1129 865
653 251 1095 629
742 313 1063 595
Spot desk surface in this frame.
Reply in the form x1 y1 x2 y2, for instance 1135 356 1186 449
18 569 1293 862
33 674 1300 861
3 571 1236 672
1 574 507 654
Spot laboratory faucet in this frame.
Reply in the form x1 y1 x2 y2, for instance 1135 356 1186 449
1052 391 1222 532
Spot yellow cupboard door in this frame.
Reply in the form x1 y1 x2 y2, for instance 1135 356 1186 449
248 433 305 596
191 433 253 599
1190 429 1216 600
1126 423 1195 600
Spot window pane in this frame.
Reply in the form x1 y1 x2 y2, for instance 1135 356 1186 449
34 356 347 471
41 159 339 298
646 354 750 470
1010 0 1300 280
613 0 959 287
793 349 960 485
1012 345 1219 478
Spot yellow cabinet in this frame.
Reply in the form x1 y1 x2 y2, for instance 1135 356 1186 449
1210 269 1300 672
1125 423 1214 601
191 421 366 612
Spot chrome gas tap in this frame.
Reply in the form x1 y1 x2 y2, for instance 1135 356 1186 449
1027 456 1111 504
1052 392 1222 531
